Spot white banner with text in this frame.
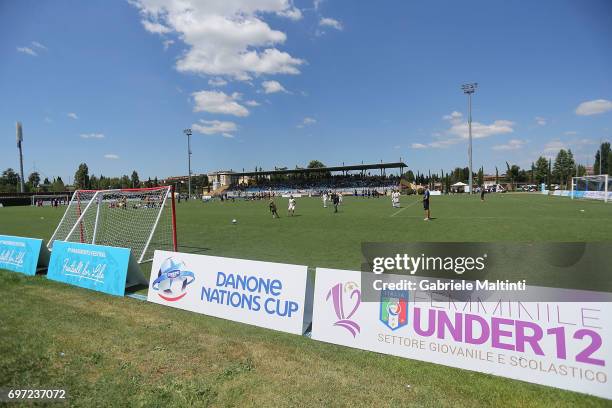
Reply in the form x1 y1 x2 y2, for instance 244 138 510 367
311 268 612 400
147 251 312 335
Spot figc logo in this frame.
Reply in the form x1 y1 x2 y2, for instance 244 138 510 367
379 290 408 330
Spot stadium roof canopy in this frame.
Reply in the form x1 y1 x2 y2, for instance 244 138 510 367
226 162 408 177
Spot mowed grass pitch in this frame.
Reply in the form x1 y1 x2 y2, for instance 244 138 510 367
1 193 611 407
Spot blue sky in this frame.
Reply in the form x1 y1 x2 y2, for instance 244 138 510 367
1 0 611 182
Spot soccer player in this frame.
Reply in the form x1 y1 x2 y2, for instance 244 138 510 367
480 186 485 201
423 187 431 221
269 199 279 218
322 191 328 208
288 195 296 216
332 192 340 213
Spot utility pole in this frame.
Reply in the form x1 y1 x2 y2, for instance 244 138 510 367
462 83 478 193
184 128 192 199
16 122 25 193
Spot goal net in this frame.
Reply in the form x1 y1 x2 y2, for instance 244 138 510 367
48 187 177 263
571 175 610 203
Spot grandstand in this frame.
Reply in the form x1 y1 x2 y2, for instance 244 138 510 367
208 162 407 196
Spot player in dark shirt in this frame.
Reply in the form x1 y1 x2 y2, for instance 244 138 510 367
480 186 485 201
423 187 431 221
269 199 279 218
332 192 340 213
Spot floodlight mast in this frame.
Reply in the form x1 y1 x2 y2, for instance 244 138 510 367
184 128 192 199
462 83 478 193
16 122 25 193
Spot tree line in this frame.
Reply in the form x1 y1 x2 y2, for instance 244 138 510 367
1 143 609 193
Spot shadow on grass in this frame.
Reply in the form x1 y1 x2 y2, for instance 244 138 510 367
178 245 211 254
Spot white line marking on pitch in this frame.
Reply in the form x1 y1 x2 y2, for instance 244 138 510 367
391 200 420 217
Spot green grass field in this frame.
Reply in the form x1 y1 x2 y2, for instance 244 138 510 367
1 193 612 407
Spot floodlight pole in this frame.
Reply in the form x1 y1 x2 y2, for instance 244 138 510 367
462 83 477 194
184 128 192 199
16 122 25 193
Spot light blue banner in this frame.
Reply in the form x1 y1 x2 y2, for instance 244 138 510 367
47 241 145 296
0 234 47 276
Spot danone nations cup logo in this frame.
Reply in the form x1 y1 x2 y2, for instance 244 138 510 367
379 290 408 330
151 257 195 301
326 281 361 337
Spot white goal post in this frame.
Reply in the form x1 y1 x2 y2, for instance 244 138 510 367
571 174 610 203
48 186 178 263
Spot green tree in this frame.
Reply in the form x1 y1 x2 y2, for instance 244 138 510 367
593 142 610 174
553 149 575 189
27 172 41 191
51 177 65 192
120 175 131 188
0 168 21 192
307 160 326 168
505 162 520 190
477 167 484 186
74 163 90 189
89 175 99 190
534 156 548 184
495 167 499 185
403 170 415 183
131 170 140 188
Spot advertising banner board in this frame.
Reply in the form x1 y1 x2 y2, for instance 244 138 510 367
147 251 312 335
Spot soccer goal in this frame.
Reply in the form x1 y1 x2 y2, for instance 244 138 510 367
48 186 178 263
31 194 71 206
571 174 610 203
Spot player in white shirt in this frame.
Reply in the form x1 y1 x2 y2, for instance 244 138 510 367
288 196 296 216
322 192 328 208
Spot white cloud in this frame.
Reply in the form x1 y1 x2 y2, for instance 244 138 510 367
543 139 567 152
416 111 515 149
192 90 249 117
131 0 305 81
492 139 526 151
444 111 514 140
245 100 260 106
564 131 578 135
104 154 119 159
80 133 105 139
277 6 302 21
319 17 343 30
575 99 612 116
208 77 228 87
142 20 171 34
67 112 78 120
31 41 47 50
262 80 287 94
17 41 48 56
297 117 316 128
192 119 237 137
535 116 547 126
17 47 37 56
163 39 174 50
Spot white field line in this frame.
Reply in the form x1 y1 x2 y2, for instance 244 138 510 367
390 199 421 217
